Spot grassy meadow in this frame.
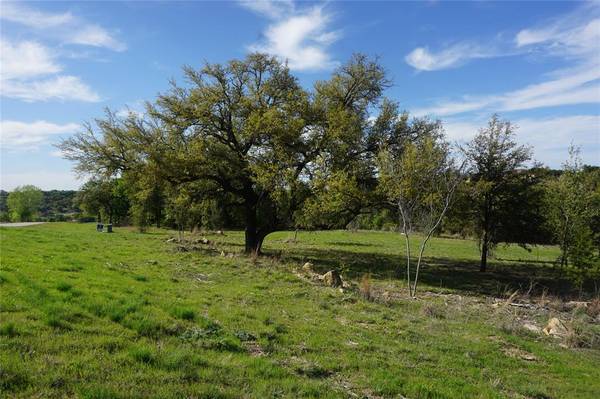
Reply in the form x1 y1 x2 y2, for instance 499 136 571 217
1 223 599 398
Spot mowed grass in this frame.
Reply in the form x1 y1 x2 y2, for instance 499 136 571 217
0 223 598 398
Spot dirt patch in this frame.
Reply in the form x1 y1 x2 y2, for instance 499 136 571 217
502 346 538 361
244 341 265 357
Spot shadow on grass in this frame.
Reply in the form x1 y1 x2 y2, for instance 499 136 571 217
324 241 379 248
266 246 587 298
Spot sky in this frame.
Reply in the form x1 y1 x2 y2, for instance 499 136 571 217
0 0 599 190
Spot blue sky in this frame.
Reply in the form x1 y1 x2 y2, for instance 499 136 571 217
1 0 599 190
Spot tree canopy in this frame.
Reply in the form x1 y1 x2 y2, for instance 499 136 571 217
60 53 398 252
7 185 43 222
462 115 533 272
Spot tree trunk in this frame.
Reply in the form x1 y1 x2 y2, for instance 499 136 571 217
480 195 491 273
244 202 268 254
245 226 268 254
480 233 488 272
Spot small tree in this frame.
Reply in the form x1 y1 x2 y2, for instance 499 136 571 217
75 178 129 225
545 147 599 273
7 185 43 222
462 115 532 272
378 133 464 297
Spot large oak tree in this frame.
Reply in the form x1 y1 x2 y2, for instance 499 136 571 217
60 53 390 253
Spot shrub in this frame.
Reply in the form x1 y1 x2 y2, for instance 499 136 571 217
171 307 196 321
587 298 600 319
56 282 72 292
0 322 18 337
129 345 155 364
0 363 29 391
359 274 372 301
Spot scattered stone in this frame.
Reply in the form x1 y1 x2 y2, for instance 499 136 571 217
522 322 542 334
565 301 589 310
216 230 225 235
302 262 314 273
502 346 537 361
543 317 568 336
322 270 343 287
245 341 265 357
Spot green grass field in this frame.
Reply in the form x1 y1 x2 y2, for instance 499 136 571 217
1 223 599 398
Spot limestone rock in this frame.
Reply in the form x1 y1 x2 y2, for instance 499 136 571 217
543 317 567 336
522 322 541 334
302 262 314 273
322 270 343 287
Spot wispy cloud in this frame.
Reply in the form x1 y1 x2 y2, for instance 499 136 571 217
414 63 600 117
0 120 80 150
0 2 126 52
406 3 599 72
515 5 599 61
241 1 340 71
412 3 600 116
0 39 61 79
0 38 100 102
0 2 74 28
239 0 294 19
68 25 127 52
405 43 502 71
444 115 600 167
2 75 100 103
115 101 146 119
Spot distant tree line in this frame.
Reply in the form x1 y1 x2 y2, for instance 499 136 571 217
53 53 598 289
0 188 80 222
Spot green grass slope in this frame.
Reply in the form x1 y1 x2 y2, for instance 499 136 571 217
0 223 598 398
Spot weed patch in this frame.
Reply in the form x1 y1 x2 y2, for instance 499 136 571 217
0 322 18 337
0 363 29 391
56 281 73 292
171 306 196 321
129 345 156 364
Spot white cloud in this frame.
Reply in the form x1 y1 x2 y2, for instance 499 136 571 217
2 75 100 102
0 2 126 52
243 2 340 71
238 0 294 19
68 24 127 52
0 171 82 191
413 63 600 117
0 2 74 28
516 12 600 60
0 39 61 79
405 43 499 71
116 101 146 119
0 37 101 102
443 115 600 167
0 120 80 150
407 3 599 72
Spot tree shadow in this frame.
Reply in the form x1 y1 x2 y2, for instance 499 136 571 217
324 241 378 248
266 245 588 298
